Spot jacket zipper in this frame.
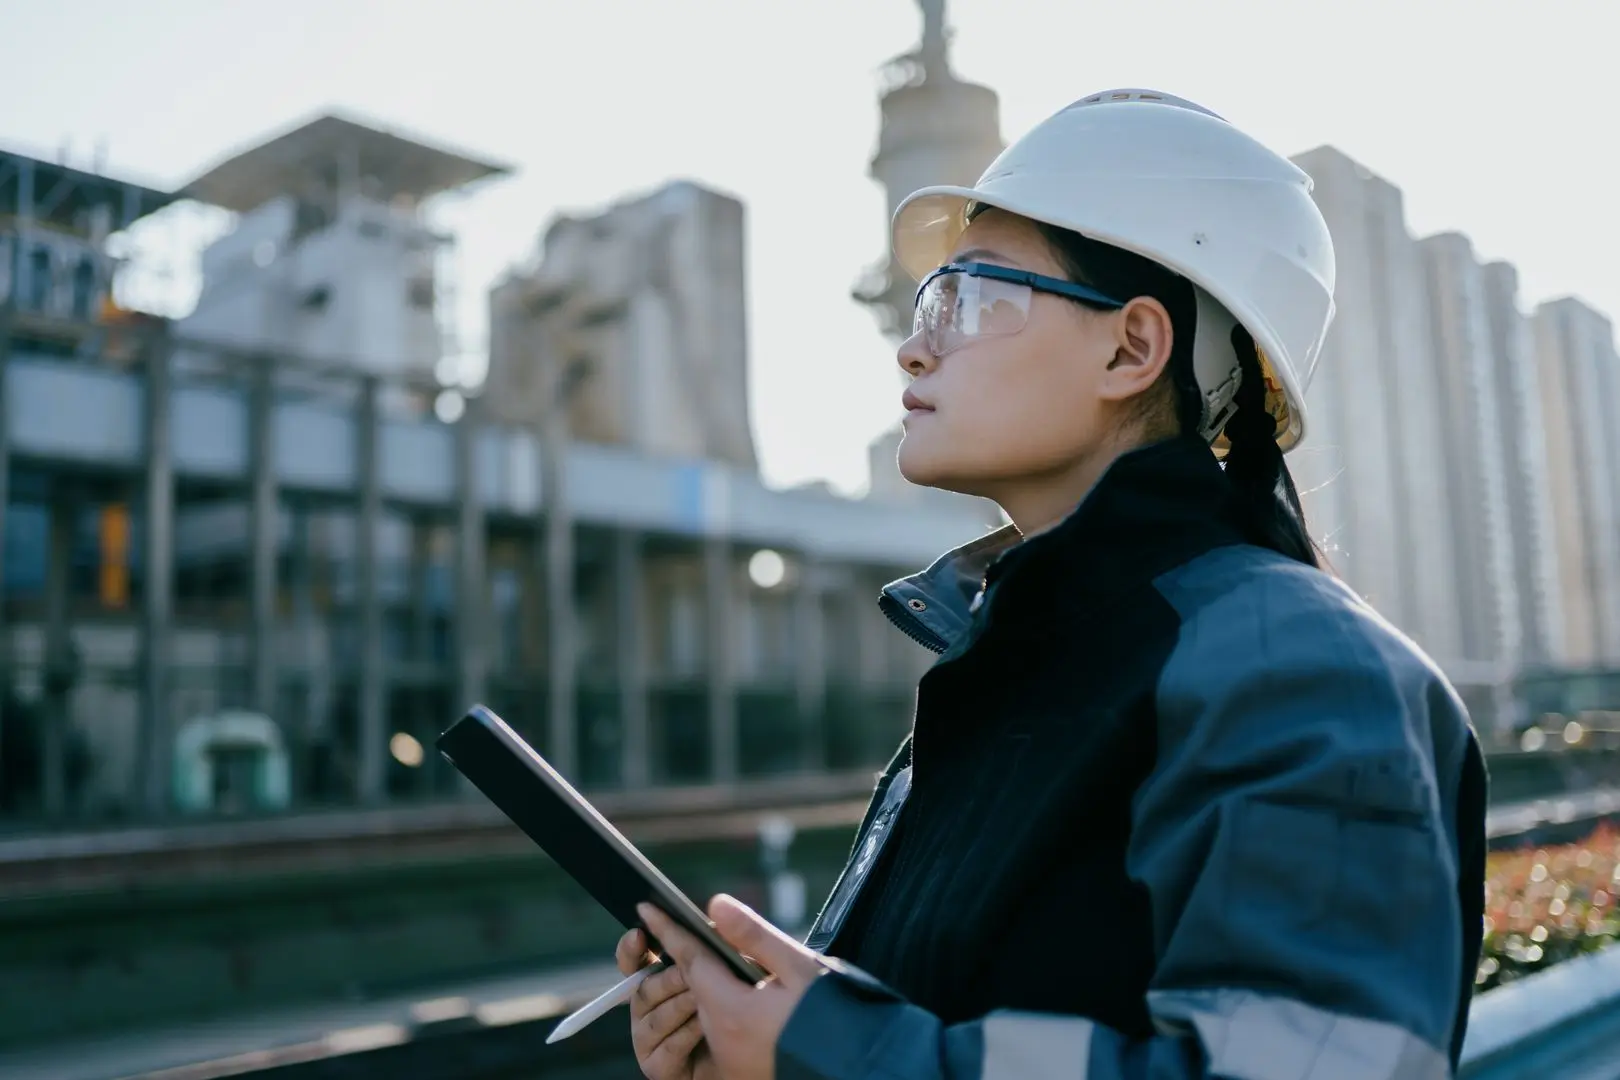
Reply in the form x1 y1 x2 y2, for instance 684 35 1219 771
878 592 950 654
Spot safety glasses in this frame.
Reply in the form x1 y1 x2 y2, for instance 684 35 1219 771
911 261 1127 358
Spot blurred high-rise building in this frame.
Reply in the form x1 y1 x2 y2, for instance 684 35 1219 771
1290 147 1466 672
1417 233 1520 680
1480 261 1565 667
1531 297 1620 665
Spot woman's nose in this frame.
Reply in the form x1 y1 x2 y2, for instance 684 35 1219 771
897 330 936 378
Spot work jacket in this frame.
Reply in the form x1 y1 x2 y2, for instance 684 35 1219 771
780 435 1488 1080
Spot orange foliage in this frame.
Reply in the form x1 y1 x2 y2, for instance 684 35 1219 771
1479 822 1620 990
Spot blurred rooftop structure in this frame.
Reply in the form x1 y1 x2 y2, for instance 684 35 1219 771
181 111 512 214
174 112 513 405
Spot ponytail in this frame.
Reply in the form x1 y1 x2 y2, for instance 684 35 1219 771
1221 327 1321 568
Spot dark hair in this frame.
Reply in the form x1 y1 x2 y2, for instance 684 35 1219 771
1029 217 1322 569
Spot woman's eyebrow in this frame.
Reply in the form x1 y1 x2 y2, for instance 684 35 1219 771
951 246 1020 265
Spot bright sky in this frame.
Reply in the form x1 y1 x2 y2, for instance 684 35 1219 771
2 0 1613 495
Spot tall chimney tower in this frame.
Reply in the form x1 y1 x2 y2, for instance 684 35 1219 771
853 0 1003 339
858 1 1005 526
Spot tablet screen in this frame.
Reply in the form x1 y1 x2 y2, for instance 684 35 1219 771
436 706 768 985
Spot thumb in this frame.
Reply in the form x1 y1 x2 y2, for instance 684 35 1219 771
709 894 819 989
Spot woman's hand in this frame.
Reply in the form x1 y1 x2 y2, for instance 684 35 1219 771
616 927 718 1080
637 896 824 1080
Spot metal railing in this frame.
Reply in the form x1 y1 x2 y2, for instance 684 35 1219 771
107 942 1620 1080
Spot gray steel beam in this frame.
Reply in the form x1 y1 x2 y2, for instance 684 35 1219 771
138 338 174 817
247 357 277 718
41 489 73 819
454 397 487 720
704 538 737 783
16 158 32 221
614 530 649 789
285 506 314 780
0 306 11 792
408 513 454 795
15 160 33 305
410 516 433 667
120 184 140 232
794 557 827 772
355 378 386 802
540 397 576 780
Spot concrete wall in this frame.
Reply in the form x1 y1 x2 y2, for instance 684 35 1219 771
486 182 756 470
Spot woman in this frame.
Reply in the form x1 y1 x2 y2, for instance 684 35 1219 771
617 89 1487 1080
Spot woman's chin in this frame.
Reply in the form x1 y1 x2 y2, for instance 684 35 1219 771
897 431 994 495
897 453 966 495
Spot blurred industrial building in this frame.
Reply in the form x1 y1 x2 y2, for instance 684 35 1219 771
0 117 987 820
0 0 1614 831
0 4 1618 1074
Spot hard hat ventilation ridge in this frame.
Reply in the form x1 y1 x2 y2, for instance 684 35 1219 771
1061 89 1225 121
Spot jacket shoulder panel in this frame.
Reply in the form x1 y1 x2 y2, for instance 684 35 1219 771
1150 545 1471 790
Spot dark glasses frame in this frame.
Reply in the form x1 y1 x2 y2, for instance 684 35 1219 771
913 261 1128 313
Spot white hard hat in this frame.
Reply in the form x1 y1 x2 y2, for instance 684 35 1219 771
891 88 1336 452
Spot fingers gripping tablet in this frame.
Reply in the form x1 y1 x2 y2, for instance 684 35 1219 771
435 706 768 984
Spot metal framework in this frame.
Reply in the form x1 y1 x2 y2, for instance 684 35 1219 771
0 145 177 348
0 317 985 824
0 146 174 227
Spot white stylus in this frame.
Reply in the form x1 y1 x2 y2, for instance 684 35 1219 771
546 960 668 1044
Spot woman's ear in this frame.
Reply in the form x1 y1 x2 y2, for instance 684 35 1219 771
1098 297 1174 402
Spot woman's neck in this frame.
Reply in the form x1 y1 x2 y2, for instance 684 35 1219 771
993 446 1128 538
993 429 1197 537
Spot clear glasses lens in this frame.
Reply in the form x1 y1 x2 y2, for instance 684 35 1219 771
912 271 1033 356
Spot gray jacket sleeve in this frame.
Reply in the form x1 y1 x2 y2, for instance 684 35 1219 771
776 564 1471 1080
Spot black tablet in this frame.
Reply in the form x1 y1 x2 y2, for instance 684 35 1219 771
435 705 768 985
